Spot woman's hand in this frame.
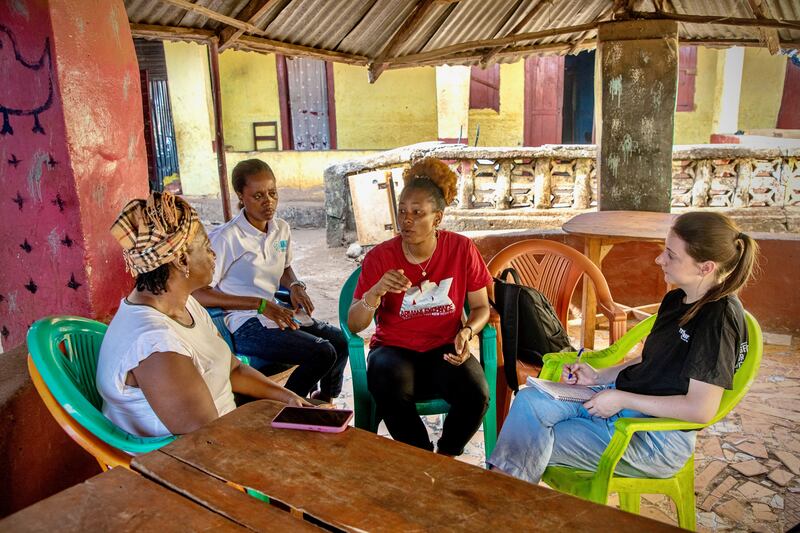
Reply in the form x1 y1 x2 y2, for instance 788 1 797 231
561 362 600 385
290 285 314 315
444 328 472 366
261 299 299 330
370 269 411 298
286 393 313 407
583 389 624 418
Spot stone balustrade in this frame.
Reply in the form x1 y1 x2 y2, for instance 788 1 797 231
324 142 800 246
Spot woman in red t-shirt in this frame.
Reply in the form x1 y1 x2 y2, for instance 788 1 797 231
347 158 493 456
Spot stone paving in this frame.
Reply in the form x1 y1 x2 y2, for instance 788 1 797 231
211 222 799 532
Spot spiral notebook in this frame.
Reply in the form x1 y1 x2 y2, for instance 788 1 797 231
526 377 597 403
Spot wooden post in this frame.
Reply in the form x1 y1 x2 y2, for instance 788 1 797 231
208 38 232 222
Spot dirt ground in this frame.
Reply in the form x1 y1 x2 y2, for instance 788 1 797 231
224 224 800 533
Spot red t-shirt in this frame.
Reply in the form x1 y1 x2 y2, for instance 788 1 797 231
354 230 492 352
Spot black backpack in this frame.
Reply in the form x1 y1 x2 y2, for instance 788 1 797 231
491 267 575 392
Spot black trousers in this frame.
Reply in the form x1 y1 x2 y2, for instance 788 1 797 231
367 344 489 456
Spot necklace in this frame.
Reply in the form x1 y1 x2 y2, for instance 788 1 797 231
404 236 437 277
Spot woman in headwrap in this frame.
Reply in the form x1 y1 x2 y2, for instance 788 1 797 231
97 192 309 438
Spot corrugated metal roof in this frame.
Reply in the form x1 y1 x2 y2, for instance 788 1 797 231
126 0 800 70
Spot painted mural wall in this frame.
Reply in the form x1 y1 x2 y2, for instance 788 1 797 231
467 62 525 147
0 0 148 350
163 41 218 196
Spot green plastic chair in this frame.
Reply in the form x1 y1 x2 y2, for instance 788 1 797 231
537 311 763 531
27 316 176 465
338 267 498 457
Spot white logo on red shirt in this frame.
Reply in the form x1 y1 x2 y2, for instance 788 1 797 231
400 278 455 319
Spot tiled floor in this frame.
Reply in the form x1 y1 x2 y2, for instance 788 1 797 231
271 227 800 532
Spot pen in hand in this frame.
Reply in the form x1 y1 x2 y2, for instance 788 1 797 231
567 347 585 381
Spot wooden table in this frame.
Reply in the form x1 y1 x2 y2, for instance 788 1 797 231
0 466 275 532
563 210 676 349
133 400 679 532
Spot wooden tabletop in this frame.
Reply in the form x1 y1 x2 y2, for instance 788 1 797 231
0 466 251 532
562 210 677 241
133 400 679 533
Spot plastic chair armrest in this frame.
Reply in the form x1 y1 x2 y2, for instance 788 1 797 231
614 416 705 435
587 415 702 500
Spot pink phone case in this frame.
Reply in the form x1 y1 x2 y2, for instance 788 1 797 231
270 406 354 433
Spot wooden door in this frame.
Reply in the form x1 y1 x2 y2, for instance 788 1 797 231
777 58 800 129
524 55 565 146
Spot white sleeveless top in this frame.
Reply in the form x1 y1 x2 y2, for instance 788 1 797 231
96 296 236 438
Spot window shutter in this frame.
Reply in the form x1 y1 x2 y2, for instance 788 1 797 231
677 46 697 112
469 65 500 111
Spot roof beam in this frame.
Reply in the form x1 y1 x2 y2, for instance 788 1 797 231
130 23 215 42
384 20 600 65
158 0 269 37
235 35 368 65
630 11 800 32
219 0 280 52
479 0 550 68
567 3 615 55
746 0 780 54
368 0 439 83
386 35 800 70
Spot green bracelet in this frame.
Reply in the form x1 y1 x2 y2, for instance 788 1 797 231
257 298 267 314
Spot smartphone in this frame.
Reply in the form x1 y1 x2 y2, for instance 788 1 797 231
271 406 353 433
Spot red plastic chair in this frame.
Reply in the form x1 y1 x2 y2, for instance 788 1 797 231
486 239 627 430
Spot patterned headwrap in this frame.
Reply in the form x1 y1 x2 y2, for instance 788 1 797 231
110 191 200 276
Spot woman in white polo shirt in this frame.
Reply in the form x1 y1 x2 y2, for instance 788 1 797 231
194 159 348 402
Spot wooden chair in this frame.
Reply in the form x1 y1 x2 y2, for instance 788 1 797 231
486 239 627 430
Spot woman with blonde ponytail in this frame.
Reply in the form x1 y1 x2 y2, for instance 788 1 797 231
488 211 758 484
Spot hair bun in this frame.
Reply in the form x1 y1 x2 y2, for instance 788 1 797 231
402 157 457 205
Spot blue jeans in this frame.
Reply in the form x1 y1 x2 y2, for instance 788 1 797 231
487 385 696 484
232 318 348 398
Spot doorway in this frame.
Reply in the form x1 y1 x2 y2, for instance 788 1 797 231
562 50 595 144
276 56 337 151
523 50 595 146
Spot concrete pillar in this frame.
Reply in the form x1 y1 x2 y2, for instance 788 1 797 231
596 20 678 212
0 0 148 350
717 47 745 134
435 66 470 142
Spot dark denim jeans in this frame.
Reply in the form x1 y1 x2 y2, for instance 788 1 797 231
367 344 489 456
232 317 348 398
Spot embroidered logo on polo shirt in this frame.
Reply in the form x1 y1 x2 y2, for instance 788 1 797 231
678 327 690 343
399 278 456 319
272 240 288 253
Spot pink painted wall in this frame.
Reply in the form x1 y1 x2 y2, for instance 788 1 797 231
0 0 148 349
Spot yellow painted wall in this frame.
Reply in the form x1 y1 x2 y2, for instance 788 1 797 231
164 41 219 195
467 61 525 146
738 48 787 131
334 64 437 149
673 47 722 144
225 150 378 190
219 50 282 151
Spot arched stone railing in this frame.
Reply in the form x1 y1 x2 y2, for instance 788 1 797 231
324 142 800 246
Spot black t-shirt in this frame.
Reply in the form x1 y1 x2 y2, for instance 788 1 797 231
616 289 748 396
